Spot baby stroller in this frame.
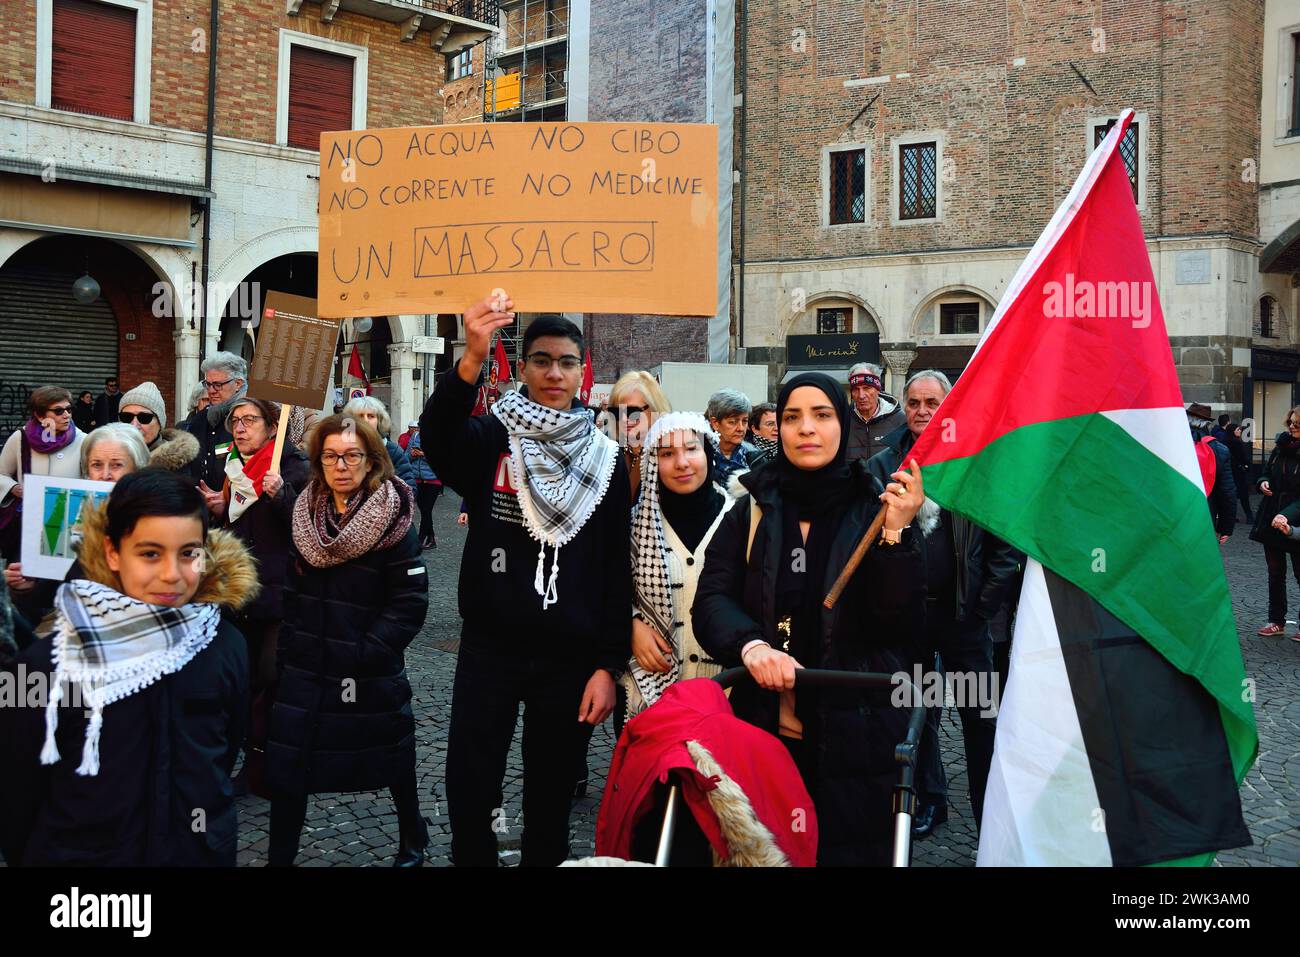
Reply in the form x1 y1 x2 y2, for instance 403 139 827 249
593 668 925 867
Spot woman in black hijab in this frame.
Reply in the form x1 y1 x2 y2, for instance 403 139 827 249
693 372 927 865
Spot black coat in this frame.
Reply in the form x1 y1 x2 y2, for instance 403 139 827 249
1 622 249 866
692 463 925 866
266 520 429 795
1202 435 1237 537
182 404 238 491
92 392 120 431
222 447 312 625
1250 434 1300 553
867 426 1023 624
0 510 257 867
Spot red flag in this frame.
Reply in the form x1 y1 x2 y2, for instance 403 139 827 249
490 338 511 395
347 343 370 394
471 385 491 416
580 348 593 406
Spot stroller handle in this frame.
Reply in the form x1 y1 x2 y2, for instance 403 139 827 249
712 666 927 753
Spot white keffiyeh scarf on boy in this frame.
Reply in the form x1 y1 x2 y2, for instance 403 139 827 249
629 412 720 708
492 388 618 610
41 579 219 776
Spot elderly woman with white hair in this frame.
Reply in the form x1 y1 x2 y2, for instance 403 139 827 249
341 396 417 487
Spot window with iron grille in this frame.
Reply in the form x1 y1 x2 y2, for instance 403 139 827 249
1261 296 1277 339
939 302 980 336
447 49 472 82
1291 33 1300 138
828 148 866 225
899 142 937 220
817 308 852 334
1094 120 1140 203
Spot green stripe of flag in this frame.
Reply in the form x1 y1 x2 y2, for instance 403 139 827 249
921 412 1257 783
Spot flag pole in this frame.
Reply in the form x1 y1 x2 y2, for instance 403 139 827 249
823 507 888 609
269 404 292 473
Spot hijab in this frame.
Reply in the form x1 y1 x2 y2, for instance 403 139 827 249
658 425 724 553
772 372 857 521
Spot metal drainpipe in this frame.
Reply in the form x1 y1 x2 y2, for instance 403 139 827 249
198 0 218 370
737 0 748 356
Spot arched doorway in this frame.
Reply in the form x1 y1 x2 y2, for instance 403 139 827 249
0 235 170 436
217 253 319 365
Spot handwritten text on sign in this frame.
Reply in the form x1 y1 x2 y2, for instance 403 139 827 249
318 123 718 318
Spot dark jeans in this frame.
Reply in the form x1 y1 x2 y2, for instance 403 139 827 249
1264 544 1300 625
916 615 998 829
446 643 591 867
416 482 441 542
267 769 425 866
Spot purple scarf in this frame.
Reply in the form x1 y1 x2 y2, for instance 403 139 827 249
23 417 77 454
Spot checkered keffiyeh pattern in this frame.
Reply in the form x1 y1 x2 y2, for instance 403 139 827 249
629 412 720 708
492 389 619 609
41 580 220 776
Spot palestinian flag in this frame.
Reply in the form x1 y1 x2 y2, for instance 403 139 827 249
908 110 1256 866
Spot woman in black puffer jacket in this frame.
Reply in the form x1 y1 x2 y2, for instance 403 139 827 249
692 373 927 866
265 415 429 867
1250 410 1300 637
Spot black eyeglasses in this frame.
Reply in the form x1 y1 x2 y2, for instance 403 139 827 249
120 411 156 425
524 353 582 372
617 404 649 423
203 377 235 391
46 406 73 416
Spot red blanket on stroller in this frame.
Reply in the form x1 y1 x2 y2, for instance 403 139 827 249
595 678 818 866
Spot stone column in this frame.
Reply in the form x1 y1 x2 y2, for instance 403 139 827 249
173 327 202 425
388 342 421 439
880 346 918 396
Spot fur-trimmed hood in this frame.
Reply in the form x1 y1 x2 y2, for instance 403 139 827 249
75 500 259 610
149 428 201 472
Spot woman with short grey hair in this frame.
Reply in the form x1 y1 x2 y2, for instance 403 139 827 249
343 396 416 486
706 388 758 486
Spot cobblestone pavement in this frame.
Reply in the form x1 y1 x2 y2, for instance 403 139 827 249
237 496 1299 867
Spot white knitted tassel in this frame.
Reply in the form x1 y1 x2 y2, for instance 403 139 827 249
542 545 560 610
76 703 104 776
534 543 547 599
39 675 64 766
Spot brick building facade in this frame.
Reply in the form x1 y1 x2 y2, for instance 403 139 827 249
736 0 1278 418
0 0 493 435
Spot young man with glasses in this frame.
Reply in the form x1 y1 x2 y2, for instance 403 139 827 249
422 297 631 867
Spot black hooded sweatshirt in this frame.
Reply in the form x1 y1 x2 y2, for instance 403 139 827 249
421 371 631 676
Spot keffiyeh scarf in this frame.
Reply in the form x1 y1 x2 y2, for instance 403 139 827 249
42 580 220 776
492 388 619 610
629 412 720 707
292 477 414 569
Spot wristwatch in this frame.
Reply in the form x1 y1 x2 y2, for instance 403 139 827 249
879 525 909 546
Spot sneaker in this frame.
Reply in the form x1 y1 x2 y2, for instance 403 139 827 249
1258 623 1284 636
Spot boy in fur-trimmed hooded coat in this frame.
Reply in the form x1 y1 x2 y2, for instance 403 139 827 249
0 475 257 867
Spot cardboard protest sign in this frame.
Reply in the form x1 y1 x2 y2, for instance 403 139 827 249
248 292 338 411
21 475 112 580
318 122 718 317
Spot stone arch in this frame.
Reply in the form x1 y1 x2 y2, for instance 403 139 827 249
207 224 318 324
908 283 1000 338
783 289 883 339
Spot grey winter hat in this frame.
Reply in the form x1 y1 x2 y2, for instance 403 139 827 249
118 381 166 430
